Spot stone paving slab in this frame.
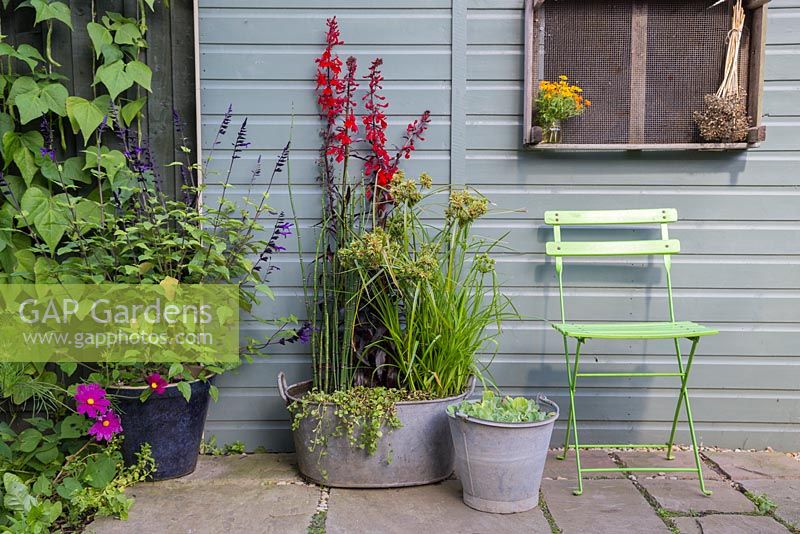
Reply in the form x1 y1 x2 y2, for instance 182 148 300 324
740 479 800 529
672 515 790 534
156 454 301 486
615 450 722 480
87 482 319 534
325 480 552 534
544 449 624 479
86 455 316 534
639 479 754 514
703 451 800 481
541 479 669 534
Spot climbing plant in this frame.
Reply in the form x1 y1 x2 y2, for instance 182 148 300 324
0 2 173 530
0 0 164 281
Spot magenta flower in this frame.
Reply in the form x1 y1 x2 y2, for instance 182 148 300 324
74 383 110 418
146 373 169 395
88 410 122 442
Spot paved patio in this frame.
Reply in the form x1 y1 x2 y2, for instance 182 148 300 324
86 448 800 534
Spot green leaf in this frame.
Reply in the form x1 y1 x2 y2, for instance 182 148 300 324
168 362 184 379
34 443 59 464
11 144 39 186
30 0 73 29
12 45 45 71
1 175 25 205
86 21 113 58
20 187 67 252
20 187 50 224
126 60 152 92
19 130 44 153
74 198 102 228
0 130 43 181
17 428 43 453
62 156 91 184
59 414 86 439
7 76 38 106
176 381 192 402
66 96 105 143
255 284 275 301
121 96 147 126
55 477 81 500
14 249 36 275
113 22 141 45
100 43 124 65
0 440 12 461
83 455 117 489
34 206 68 253
95 60 133 100
85 147 126 182
209 384 219 403
59 361 78 376
3 473 35 512
0 112 14 156
14 89 48 124
40 83 68 116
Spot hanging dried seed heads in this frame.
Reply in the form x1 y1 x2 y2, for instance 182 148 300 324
695 0 749 143
693 93 749 143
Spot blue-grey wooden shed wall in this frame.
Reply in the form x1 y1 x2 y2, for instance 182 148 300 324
198 1 800 451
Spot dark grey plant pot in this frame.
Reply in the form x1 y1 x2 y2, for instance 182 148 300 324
278 372 474 488
447 395 559 514
110 380 211 481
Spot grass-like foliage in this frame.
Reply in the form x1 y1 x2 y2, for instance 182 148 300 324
340 173 514 398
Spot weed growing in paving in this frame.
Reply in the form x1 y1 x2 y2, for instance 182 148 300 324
746 492 777 515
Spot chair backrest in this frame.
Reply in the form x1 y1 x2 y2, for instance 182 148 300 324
544 208 680 324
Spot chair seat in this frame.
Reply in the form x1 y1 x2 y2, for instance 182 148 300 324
552 321 718 340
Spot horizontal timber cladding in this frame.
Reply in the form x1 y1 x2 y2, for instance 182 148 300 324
198 1 800 451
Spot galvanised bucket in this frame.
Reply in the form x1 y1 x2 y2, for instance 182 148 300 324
278 372 474 488
447 395 559 513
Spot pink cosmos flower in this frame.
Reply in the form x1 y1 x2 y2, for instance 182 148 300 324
74 383 110 418
146 373 168 395
88 410 122 442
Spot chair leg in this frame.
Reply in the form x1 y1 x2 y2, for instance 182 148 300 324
666 338 685 460
566 338 584 496
557 336 572 461
666 338 712 496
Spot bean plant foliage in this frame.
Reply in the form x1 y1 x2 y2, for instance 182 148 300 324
0 1 302 531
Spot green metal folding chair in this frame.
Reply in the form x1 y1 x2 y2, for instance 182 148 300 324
544 208 718 496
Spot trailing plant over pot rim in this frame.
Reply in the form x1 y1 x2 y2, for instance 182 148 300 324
279 373 475 488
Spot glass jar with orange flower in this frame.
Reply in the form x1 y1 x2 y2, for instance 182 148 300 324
535 75 591 143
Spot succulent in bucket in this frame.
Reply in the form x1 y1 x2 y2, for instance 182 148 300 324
448 391 556 424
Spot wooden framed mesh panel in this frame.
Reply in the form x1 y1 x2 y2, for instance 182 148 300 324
524 0 767 149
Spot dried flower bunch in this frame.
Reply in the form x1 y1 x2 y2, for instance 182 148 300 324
695 92 749 142
694 0 750 142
